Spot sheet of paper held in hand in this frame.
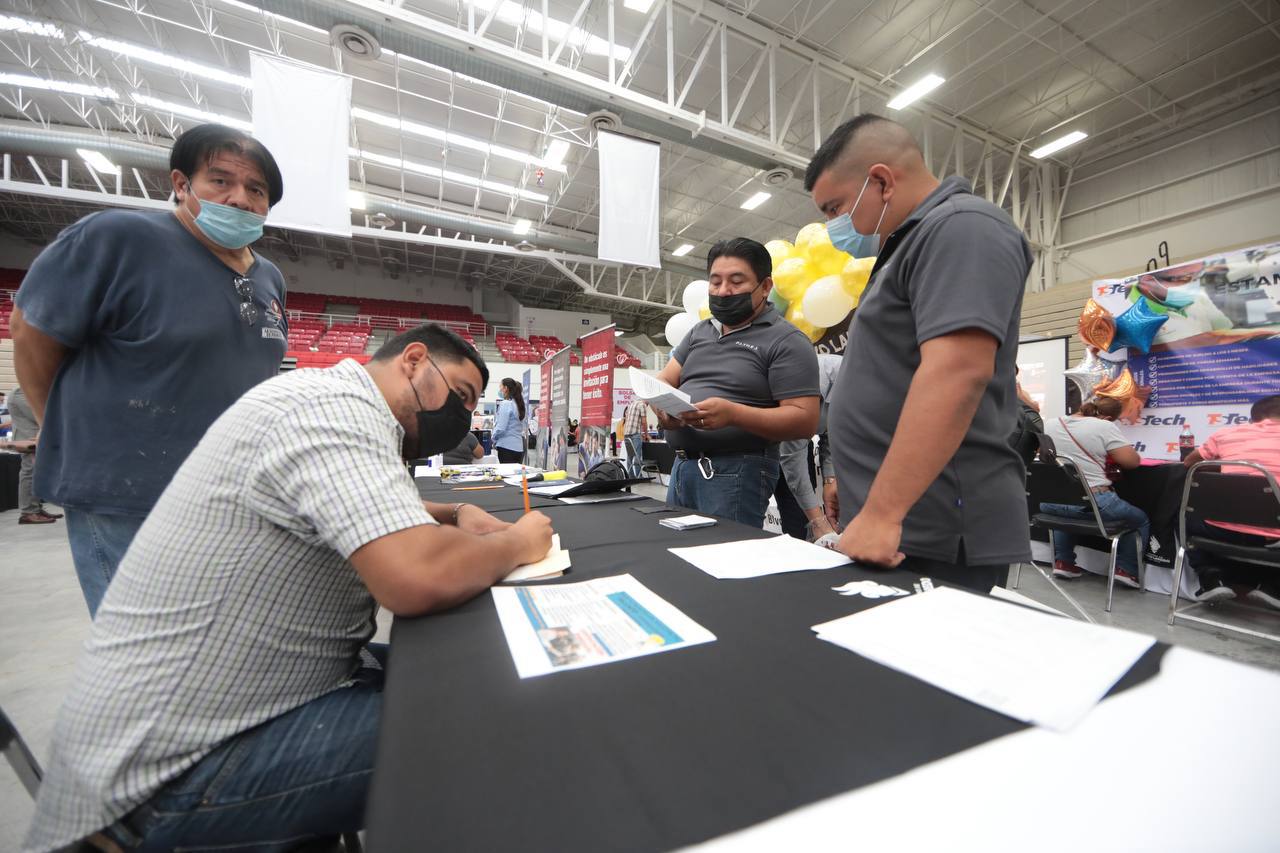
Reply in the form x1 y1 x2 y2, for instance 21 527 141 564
628 366 697 417
811 586 1156 731
491 573 716 678
502 535 570 583
669 534 852 579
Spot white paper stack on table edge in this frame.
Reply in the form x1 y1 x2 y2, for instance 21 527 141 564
812 586 1156 731
670 534 852 579
660 514 718 531
492 573 716 678
524 482 579 496
502 534 570 583
628 366 697 416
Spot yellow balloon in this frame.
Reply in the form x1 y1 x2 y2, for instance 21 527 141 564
772 256 813 302
785 302 825 343
764 239 794 267
794 222 832 255
698 305 711 321
841 256 875 305
809 243 850 278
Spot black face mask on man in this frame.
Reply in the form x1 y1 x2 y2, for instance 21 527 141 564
709 282 763 327
406 358 472 459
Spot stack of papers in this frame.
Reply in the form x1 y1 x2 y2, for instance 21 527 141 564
525 482 580 497
492 574 716 678
502 535 570 583
441 466 502 484
659 514 718 531
669 534 852 579
812 586 1156 731
629 366 697 417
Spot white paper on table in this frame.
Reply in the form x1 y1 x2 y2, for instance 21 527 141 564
491 573 716 678
526 482 580 496
413 466 441 478
988 585 1070 618
502 535 570 582
669 534 852 579
494 463 541 477
812 586 1155 731
628 367 697 416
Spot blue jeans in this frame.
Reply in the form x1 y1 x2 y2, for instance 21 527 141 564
667 453 780 528
625 433 645 477
1040 490 1149 573
65 509 145 616
105 651 385 851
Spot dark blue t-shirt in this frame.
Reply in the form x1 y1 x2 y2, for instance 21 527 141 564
17 209 288 515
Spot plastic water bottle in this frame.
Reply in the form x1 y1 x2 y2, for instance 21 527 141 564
1179 423 1195 461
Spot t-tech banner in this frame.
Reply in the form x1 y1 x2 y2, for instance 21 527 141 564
577 326 616 476
541 347 572 472
1092 242 1280 459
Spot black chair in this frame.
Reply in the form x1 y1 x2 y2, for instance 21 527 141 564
1168 460 1280 642
641 441 676 486
1016 456 1145 613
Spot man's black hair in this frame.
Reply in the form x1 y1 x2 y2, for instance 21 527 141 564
1251 394 1280 422
804 113 891 192
372 323 490 388
706 237 772 283
170 123 285 207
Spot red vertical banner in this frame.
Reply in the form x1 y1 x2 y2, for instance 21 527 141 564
578 325 616 427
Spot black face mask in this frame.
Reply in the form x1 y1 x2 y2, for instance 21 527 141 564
406 358 472 459
709 283 762 326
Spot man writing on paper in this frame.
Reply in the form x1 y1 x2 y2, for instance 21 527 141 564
806 114 1032 592
24 324 553 852
652 238 820 528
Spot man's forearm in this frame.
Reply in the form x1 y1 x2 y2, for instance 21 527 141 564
861 363 987 523
11 309 67 424
732 399 819 441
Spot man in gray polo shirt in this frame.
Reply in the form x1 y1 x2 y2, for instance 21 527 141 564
805 114 1032 592
653 237 820 528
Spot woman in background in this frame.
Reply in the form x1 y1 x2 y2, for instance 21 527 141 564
493 377 527 463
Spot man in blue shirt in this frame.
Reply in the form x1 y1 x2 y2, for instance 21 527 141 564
11 123 288 615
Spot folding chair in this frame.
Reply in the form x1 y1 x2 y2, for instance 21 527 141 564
1168 460 1280 643
1016 456 1145 613
641 441 675 487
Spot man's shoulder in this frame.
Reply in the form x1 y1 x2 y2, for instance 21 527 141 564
71 208 177 240
245 363 382 421
918 192 1023 243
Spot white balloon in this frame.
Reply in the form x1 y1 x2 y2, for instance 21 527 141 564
801 275 854 328
664 311 697 346
681 279 710 315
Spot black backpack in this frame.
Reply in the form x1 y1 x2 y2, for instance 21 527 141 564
584 458 629 482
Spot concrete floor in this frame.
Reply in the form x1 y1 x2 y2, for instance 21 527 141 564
2 487 1278 848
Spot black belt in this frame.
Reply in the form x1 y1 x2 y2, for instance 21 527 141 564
674 447 779 461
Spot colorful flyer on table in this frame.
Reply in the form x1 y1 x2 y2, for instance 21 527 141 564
491 574 715 678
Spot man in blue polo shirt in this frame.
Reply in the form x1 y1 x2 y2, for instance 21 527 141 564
12 123 288 615
806 114 1032 592
653 238 820 528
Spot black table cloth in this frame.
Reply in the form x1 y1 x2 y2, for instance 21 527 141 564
368 479 1166 852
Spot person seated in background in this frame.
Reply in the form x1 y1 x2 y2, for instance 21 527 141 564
23 324 553 852
654 238 820 528
777 353 842 541
492 377 527 463
1181 394 1280 609
1040 397 1147 587
1008 366 1045 466
443 429 484 465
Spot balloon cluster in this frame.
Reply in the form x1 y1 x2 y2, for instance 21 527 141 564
1067 288 1171 422
662 223 875 348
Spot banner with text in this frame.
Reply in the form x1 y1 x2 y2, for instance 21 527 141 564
1092 242 1280 459
541 347 571 472
577 326 616 476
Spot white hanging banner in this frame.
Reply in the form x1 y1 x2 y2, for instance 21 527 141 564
597 131 661 268
250 54 352 237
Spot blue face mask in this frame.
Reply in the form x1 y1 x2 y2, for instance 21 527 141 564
825 175 888 258
185 182 266 250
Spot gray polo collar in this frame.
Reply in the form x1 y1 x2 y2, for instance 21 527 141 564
709 303 781 336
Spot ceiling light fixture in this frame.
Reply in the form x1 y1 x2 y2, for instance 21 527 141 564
351 106 568 172
1030 130 1088 159
78 31 252 90
623 0 656 11
739 192 771 211
544 139 570 166
348 190 367 210
512 218 531 235
77 148 120 175
671 243 694 257
0 13 63 38
130 93 252 131
886 73 945 110
353 148 550 203
464 0 631 60
0 72 118 100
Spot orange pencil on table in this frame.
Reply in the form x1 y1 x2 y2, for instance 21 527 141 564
521 474 531 514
